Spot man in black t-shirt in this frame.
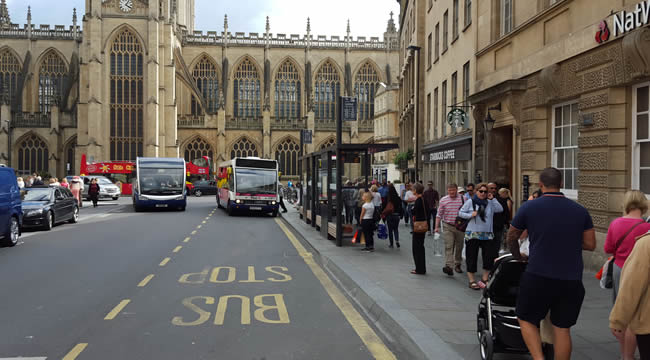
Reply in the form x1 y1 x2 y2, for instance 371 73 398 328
506 168 595 360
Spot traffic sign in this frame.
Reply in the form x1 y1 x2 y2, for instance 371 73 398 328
340 96 358 122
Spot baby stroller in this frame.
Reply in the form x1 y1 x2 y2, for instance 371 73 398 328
476 254 554 360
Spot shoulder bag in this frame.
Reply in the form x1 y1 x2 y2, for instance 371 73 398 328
413 198 429 234
604 220 645 289
454 198 470 232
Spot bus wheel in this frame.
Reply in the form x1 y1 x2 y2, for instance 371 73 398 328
134 205 141 212
217 198 223 209
226 202 234 216
272 210 279 217
194 189 202 197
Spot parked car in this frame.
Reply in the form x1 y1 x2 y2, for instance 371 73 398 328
66 175 121 200
22 186 78 231
191 180 217 197
0 167 22 246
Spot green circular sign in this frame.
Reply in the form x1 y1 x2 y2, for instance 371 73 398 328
447 108 468 128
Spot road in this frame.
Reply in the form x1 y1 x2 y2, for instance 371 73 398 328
0 197 395 360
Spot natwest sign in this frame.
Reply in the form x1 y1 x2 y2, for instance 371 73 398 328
612 0 650 37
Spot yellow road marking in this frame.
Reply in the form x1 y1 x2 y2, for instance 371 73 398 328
138 274 154 287
62 343 88 360
204 217 209 220
191 230 197 235
274 219 396 360
197 225 202 229
159 257 171 266
183 237 191 243
173 246 182 253
202 220 207 224
104 299 130 320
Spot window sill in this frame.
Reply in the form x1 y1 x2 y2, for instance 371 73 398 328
462 22 471 33
427 64 432 72
442 48 448 56
434 57 439 65
451 35 459 45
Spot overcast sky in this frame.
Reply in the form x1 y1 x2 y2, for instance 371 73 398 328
6 0 399 37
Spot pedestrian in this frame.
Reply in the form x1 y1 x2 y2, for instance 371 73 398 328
24 176 33 187
60 178 70 188
16 177 25 189
32 176 44 186
410 183 429 274
423 181 439 236
88 178 100 207
604 190 650 360
610 232 650 360
342 181 358 224
381 184 402 248
506 167 596 360
528 188 543 200
356 189 366 225
496 188 513 252
370 185 382 213
435 183 466 276
70 176 83 207
464 183 475 201
378 181 389 207
278 182 288 213
458 183 503 290
404 183 416 230
359 191 375 252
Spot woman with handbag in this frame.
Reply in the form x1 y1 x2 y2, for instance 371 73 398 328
381 184 403 248
411 183 429 274
458 183 503 290
604 190 650 360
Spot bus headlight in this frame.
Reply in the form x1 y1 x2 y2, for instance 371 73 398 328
270 201 277 205
235 199 242 204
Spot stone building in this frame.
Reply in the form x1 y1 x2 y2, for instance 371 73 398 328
371 84 400 182
421 0 476 189
467 0 650 268
0 0 399 180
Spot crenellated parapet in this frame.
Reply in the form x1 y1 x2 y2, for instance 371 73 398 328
0 23 81 40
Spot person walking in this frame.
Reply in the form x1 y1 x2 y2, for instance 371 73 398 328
342 181 358 224
497 188 514 252
32 176 44 186
16 177 25 189
370 185 382 213
402 183 413 226
381 184 403 248
70 176 83 207
506 167 596 360
464 183 475 201
435 183 466 276
278 182 288 213
359 191 375 252
88 178 101 207
458 183 503 289
60 178 70 189
604 190 650 360
410 183 429 274
423 181 439 236
610 232 650 360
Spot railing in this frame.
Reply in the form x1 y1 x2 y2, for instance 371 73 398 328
178 115 205 128
183 31 391 50
314 121 352 131
0 23 80 40
271 118 305 130
225 118 263 130
13 112 51 128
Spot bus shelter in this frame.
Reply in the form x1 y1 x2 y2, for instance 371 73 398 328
299 143 399 246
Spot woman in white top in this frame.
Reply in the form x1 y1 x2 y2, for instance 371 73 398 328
359 191 376 252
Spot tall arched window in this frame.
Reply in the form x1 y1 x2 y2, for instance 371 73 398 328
233 57 261 120
38 51 67 114
354 62 380 126
275 138 299 176
110 28 144 161
0 48 20 104
274 60 301 121
64 137 76 175
230 137 259 159
17 134 49 174
314 60 341 124
319 137 336 150
184 137 214 163
192 56 219 115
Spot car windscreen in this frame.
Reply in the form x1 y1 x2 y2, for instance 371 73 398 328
235 168 277 195
22 188 51 201
139 168 184 195
96 177 114 185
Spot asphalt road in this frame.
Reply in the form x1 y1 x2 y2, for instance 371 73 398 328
0 197 393 360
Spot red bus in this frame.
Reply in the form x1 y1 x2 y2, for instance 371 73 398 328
80 154 212 195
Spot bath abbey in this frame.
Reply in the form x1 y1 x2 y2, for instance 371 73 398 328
0 0 399 177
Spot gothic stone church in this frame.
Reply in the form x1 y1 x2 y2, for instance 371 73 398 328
0 0 399 178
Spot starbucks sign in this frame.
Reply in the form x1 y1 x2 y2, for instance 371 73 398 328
447 108 468 128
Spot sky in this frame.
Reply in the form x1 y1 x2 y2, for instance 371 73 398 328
6 0 399 38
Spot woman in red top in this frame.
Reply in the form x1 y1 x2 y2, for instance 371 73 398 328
604 190 650 360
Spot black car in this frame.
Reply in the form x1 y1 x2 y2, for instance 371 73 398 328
191 180 217 197
22 186 79 231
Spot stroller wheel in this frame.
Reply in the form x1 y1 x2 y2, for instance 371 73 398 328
476 316 487 342
479 330 494 360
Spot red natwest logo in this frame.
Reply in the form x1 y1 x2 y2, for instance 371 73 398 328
595 20 610 44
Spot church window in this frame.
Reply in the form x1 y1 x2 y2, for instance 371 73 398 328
38 51 67 114
354 62 380 127
192 56 219 115
314 61 341 124
233 57 261 120
275 138 299 176
17 134 49 174
0 48 20 104
274 60 301 121
230 137 259 159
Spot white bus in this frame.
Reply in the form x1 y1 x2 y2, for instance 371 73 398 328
216 157 280 216
132 157 187 212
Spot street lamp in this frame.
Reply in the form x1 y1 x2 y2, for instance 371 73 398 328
3 118 11 167
483 103 501 182
485 103 501 132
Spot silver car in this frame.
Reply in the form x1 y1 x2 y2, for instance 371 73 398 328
66 176 121 200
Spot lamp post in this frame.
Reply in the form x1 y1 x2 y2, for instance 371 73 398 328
483 103 500 181
407 45 421 182
4 118 11 168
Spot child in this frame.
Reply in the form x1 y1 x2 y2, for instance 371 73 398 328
359 191 375 252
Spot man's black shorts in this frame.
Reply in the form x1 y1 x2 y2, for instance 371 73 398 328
516 272 585 329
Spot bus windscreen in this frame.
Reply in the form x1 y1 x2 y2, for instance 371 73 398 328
235 168 277 195
235 158 277 169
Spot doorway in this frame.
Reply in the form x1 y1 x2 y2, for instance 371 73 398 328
487 125 513 190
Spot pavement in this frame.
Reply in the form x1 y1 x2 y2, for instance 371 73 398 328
282 203 621 360
0 197 396 359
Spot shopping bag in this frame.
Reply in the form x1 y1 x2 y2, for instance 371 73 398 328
352 230 359 243
377 223 388 240
599 257 614 289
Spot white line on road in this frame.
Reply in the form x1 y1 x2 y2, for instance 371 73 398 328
0 358 47 360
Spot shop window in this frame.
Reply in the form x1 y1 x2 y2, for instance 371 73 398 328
634 84 650 195
552 102 579 196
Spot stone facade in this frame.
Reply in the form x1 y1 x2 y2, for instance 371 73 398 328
0 0 398 180
468 0 650 269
